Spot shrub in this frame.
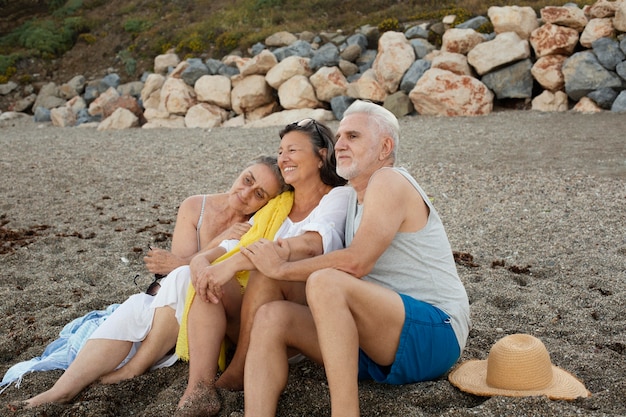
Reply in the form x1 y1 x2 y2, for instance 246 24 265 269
378 17 400 33
215 31 243 55
124 18 153 35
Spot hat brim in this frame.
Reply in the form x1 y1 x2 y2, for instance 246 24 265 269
448 359 591 400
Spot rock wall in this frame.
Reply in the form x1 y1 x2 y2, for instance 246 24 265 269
1 1 625 128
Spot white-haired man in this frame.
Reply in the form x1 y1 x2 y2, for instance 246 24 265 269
241 100 470 417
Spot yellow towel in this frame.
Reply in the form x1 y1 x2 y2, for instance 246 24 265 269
176 191 294 370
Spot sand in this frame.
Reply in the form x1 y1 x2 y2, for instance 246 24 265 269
0 110 624 416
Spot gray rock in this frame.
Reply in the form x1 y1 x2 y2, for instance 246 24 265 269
310 42 340 71
272 40 314 61
0 81 18 95
355 49 377 73
33 106 51 122
563 51 623 101
405 25 429 40
330 96 355 120
181 58 209 86
455 16 490 30
410 38 436 59
616 61 626 81
482 59 534 99
75 108 101 126
83 85 99 105
346 33 368 51
587 87 618 109
620 37 626 55
218 65 239 77
383 91 414 118
99 73 120 93
250 42 266 56
610 90 626 112
117 81 144 98
400 59 431 94
592 37 625 71
205 58 224 75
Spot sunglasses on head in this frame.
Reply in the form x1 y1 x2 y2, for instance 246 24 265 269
291 118 323 140
134 274 164 296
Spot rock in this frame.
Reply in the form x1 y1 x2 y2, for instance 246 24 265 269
400 59 431 94
572 96 603 113
310 42 340 72
431 52 473 76
195 75 232 109
239 50 278 77
181 58 209 86
383 91 414 118
184 103 228 128
467 32 531 76
160 77 196 115
587 87 618 109
441 28 485 55
482 59 534 99
409 68 494 116
410 38 436 59
580 18 615 48
540 6 588 32
265 31 298 47
373 31 415 94
277 75 322 110
529 23 579 58
231 74 274 115
610 90 626 112
97 107 139 130
329 96 356 120
562 51 623 100
591 37 625 71
0 81 18 95
154 52 180 75
310 66 348 103
50 106 76 127
531 90 569 112
455 16 490 30
531 55 567 91
88 86 120 116
488 5 539 39
346 69 387 102
265 55 312 89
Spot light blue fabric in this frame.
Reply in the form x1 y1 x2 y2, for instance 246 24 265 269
1 303 120 392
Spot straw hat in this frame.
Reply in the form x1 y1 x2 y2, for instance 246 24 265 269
448 334 591 400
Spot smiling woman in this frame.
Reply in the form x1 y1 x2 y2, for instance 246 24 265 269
174 119 351 415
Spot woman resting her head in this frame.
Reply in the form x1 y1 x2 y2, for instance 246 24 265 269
7 156 287 410
145 155 286 277
174 119 351 416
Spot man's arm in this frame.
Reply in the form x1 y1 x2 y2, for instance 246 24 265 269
243 169 423 281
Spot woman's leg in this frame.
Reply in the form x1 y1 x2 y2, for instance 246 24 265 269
99 306 179 384
23 339 132 408
177 280 242 416
217 273 305 391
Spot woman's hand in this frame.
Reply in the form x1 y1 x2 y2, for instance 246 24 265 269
144 247 183 275
241 238 290 279
190 260 237 304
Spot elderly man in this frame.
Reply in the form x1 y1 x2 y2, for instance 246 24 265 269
241 100 470 417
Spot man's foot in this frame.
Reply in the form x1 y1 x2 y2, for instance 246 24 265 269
175 383 221 417
215 369 244 391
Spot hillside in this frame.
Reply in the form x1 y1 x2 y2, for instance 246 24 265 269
0 0 591 87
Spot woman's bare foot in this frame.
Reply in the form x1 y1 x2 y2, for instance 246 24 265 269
7 401 26 412
215 368 244 391
176 382 221 417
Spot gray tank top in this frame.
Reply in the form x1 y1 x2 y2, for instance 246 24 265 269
346 167 470 350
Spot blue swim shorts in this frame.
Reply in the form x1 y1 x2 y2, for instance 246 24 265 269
358 293 460 384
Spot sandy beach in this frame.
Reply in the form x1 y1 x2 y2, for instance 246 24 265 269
0 110 624 416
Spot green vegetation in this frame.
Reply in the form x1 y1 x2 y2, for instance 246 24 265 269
0 0 597 83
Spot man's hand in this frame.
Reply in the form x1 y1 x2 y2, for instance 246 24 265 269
241 238 290 279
